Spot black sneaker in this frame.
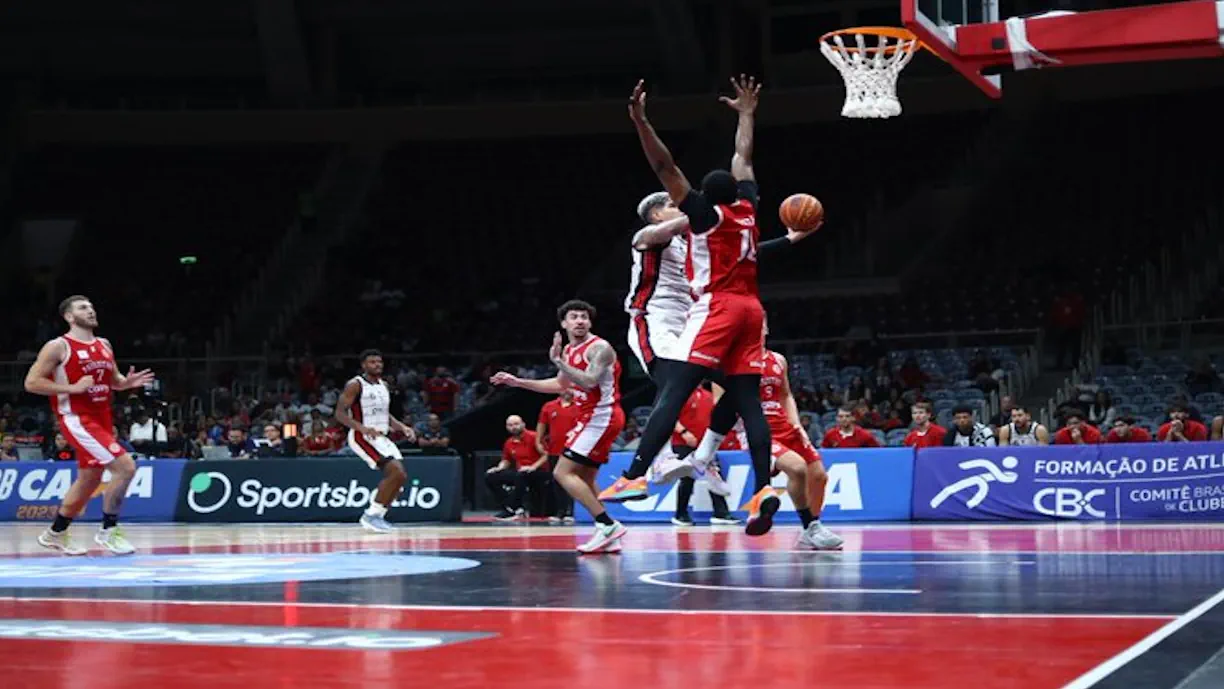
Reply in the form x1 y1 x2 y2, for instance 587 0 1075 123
671 513 695 526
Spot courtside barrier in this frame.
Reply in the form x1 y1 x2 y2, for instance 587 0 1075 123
0 459 185 522
175 457 463 523
912 442 1224 520
576 448 915 524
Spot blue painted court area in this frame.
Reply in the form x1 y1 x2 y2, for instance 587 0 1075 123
0 552 481 588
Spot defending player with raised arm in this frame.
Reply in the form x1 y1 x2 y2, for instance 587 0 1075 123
492 300 627 554
25 296 155 556
334 349 417 534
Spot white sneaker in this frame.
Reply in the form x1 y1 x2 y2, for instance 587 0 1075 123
689 444 716 474
563 516 575 525
796 521 844 550
360 513 394 534
650 456 695 485
576 521 627 554
548 515 563 524
95 527 136 555
38 529 87 556
709 515 742 525
601 540 623 554
698 462 732 497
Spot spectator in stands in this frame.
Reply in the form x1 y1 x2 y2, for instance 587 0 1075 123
301 424 334 456
1 435 17 461
869 358 896 400
256 424 289 458
225 428 253 459
1105 416 1152 443
822 405 880 448
417 413 451 452
1053 410 1102 445
1050 284 1086 369
1213 416 1224 441
998 406 1050 445
301 408 324 436
897 356 931 391
852 400 882 429
1185 358 1222 397
163 426 188 458
129 408 168 456
799 412 820 441
1158 404 1209 442
486 415 548 520
424 367 461 418
943 405 997 447
1087 391 1116 429
842 376 869 405
48 433 75 462
990 395 1016 429
1169 394 1206 423
904 402 946 448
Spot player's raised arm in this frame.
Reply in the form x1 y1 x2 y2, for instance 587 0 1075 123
551 340 614 390
632 214 691 251
23 340 89 396
721 75 760 183
628 80 692 203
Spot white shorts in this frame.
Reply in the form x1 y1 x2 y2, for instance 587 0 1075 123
627 308 688 373
347 431 403 469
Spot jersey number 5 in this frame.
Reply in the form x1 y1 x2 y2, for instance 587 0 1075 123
739 230 758 262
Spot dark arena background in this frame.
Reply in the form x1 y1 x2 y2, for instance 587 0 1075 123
3 1 1224 687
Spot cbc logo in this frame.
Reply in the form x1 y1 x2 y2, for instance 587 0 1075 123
1033 487 1107 518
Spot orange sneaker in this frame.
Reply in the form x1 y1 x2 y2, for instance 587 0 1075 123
744 486 782 536
597 476 650 503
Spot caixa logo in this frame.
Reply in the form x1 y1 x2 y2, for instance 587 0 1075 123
1033 487 1109 518
0 466 154 502
623 463 864 514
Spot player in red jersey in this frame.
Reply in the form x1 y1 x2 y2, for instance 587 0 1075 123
822 406 882 448
492 300 626 554
1157 404 1210 442
604 76 782 536
23 295 155 556
537 389 582 523
1105 416 1153 443
904 402 947 448
744 348 843 549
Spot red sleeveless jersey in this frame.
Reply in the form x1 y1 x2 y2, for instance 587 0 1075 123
686 199 759 298
49 336 116 422
760 350 791 433
561 335 621 413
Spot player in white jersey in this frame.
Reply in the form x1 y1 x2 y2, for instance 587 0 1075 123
334 349 418 533
996 405 1050 446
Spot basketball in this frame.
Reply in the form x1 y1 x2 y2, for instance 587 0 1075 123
779 193 824 231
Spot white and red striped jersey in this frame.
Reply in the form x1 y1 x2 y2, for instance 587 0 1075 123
348 375 391 433
759 350 791 433
625 231 693 321
562 335 621 412
48 336 116 422
687 199 760 298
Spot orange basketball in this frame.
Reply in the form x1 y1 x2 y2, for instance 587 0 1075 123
779 193 824 231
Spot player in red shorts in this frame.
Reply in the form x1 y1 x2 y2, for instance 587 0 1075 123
603 76 781 536
23 295 154 556
492 300 626 554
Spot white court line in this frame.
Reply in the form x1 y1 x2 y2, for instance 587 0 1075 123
638 560 1033 595
1062 587 1224 689
0 596 1177 620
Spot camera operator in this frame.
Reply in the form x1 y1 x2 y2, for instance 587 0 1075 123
129 406 168 457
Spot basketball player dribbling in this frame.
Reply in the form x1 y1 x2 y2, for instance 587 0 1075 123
334 349 418 533
491 300 627 554
24 295 155 555
602 75 782 536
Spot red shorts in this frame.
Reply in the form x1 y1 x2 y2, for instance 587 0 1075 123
565 405 625 466
57 413 123 469
770 425 822 466
674 293 765 376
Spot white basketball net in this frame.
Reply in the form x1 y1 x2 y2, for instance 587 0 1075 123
820 31 920 119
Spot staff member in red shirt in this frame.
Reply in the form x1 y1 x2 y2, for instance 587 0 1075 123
537 390 581 523
1158 405 1210 442
1105 416 1153 443
822 405 881 449
485 415 547 521
904 402 947 448
667 386 739 526
1053 410 1102 445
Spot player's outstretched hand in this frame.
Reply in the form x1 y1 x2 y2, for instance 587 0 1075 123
785 220 823 243
548 332 564 364
628 79 647 122
490 371 520 387
120 367 155 390
68 375 95 394
719 74 761 114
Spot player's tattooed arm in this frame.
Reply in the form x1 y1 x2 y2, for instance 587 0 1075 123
633 214 691 250
551 340 614 390
720 75 760 182
628 79 692 203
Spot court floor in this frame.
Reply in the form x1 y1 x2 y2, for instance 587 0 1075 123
1 521 1223 688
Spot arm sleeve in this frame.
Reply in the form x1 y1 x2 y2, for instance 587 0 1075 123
736 180 760 209
757 236 790 260
678 191 720 234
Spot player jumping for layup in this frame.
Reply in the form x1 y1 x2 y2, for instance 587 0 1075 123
335 349 418 534
603 76 781 536
492 300 627 554
25 295 155 555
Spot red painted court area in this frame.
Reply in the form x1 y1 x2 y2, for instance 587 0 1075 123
0 599 1166 689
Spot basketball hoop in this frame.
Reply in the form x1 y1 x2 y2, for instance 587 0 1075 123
820 27 923 119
